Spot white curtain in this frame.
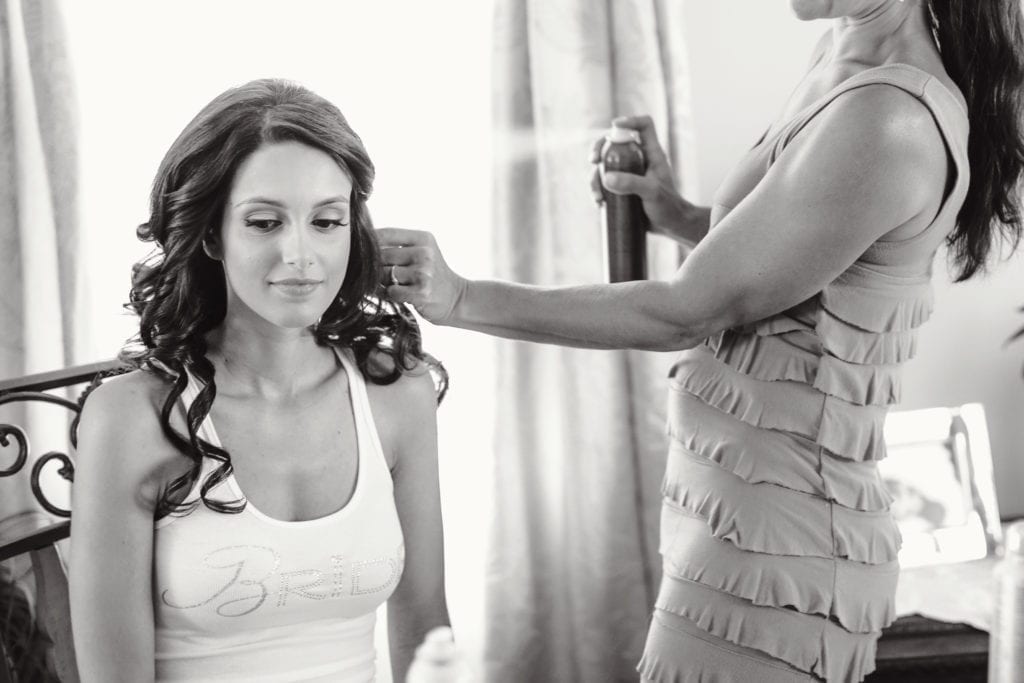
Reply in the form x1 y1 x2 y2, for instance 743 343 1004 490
486 2 697 681
0 0 77 529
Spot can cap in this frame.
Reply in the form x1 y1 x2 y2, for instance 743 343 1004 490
1006 520 1024 556
607 125 641 145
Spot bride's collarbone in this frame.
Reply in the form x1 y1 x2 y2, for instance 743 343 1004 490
217 396 354 452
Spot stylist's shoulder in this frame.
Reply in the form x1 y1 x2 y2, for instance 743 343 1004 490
793 82 947 203
832 82 946 183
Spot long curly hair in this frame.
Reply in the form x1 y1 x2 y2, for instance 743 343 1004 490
929 0 1024 281
119 78 446 519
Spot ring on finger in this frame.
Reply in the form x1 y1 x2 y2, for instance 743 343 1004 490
389 264 400 286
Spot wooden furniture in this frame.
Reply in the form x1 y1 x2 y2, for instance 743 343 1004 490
870 614 989 682
0 361 125 683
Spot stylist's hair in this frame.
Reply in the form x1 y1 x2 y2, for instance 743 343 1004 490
929 0 1024 280
119 78 445 518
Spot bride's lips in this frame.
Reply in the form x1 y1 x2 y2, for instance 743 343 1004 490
270 278 322 295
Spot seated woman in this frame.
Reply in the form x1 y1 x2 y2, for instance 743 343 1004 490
68 79 450 683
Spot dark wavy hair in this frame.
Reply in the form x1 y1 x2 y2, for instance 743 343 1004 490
929 0 1024 281
118 78 447 519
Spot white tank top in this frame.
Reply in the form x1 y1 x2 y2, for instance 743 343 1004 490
152 348 404 683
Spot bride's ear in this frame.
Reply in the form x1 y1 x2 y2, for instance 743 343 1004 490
202 231 222 260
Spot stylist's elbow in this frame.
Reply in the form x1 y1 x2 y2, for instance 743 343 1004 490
635 282 717 353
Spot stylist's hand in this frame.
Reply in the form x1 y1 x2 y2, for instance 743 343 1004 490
590 115 693 240
377 228 467 325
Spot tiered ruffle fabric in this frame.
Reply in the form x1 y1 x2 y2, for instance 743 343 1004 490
639 262 936 683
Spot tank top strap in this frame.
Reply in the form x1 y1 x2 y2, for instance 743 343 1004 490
331 347 390 481
152 363 226 527
144 358 220 461
175 364 223 451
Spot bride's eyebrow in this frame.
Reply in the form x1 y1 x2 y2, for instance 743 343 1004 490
312 197 350 208
233 196 350 208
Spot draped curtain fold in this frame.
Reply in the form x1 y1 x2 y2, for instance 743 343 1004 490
0 0 77 528
486 1 696 681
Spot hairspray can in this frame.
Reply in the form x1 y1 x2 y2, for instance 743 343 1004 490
601 125 648 282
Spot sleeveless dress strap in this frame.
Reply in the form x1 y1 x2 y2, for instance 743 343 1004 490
769 63 970 265
772 64 921 160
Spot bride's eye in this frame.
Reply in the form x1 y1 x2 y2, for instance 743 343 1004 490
312 218 350 231
244 218 281 232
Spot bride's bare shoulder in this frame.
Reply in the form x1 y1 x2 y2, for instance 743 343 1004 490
76 368 186 485
83 368 168 423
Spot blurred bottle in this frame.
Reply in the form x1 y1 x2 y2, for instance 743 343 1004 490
990 521 1024 682
406 626 467 683
600 124 648 282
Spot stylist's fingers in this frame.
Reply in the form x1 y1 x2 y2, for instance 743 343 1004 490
377 227 433 249
602 169 657 199
610 114 671 171
386 279 457 326
376 227 464 324
588 135 605 164
590 167 604 204
383 264 422 286
386 283 421 307
379 248 434 292
380 263 410 287
380 245 430 267
590 132 610 203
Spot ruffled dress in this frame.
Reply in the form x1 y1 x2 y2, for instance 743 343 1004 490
639 64 970 683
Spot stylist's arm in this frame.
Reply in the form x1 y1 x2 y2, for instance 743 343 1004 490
378 99 939 351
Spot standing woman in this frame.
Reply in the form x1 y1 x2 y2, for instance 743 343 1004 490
70 79 449 682
380 1 1024 681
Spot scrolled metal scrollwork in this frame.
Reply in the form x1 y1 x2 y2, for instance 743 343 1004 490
30 451 74 517
0 390 85 516
0 361 125 519
0 424 28 477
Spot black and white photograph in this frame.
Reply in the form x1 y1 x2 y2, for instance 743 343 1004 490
2 1 1024 682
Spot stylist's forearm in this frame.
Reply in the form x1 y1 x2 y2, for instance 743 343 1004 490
650 202 712 247
676 204 713 246
447 279 707 351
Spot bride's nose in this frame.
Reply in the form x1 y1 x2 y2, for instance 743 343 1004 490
281 224 314 268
